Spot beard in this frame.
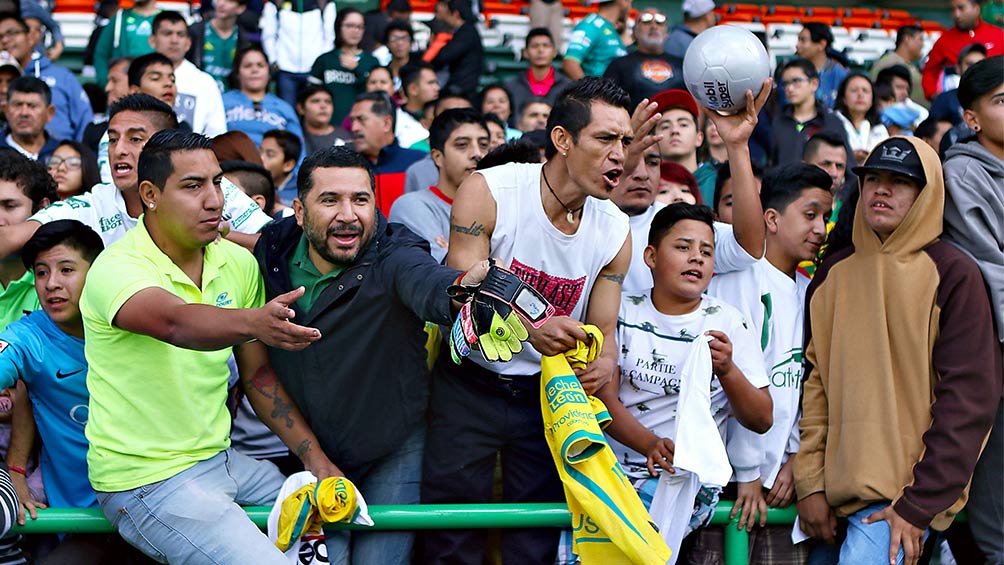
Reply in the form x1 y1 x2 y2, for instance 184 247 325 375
302 215 372 267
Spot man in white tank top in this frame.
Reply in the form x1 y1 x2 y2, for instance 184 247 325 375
419 78 640 564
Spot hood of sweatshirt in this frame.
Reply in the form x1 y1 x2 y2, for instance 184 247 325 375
945 139 1004 178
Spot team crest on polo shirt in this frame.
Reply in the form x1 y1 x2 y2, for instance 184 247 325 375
641 60 674 84
0 340 7 354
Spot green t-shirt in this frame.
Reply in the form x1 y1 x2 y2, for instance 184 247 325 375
309 49 380 126
202 23 239 91
694 161 718 206
81 219 264 492
564 13 627 78
287 234 343 313
0 270 39 332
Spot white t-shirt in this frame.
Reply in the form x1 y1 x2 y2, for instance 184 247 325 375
30 179 271 245
174 59 228 137
708 259 807 486
476 162 630 376
606 291 768 481
395 108 429 149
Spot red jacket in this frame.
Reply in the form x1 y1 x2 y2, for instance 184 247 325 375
922 20 1004 100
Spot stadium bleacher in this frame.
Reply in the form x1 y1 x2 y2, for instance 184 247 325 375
48 0 943 85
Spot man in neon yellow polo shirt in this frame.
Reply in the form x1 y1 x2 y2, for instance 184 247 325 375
80 130 339 564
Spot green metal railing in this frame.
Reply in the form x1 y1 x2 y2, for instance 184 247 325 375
12 502 798 565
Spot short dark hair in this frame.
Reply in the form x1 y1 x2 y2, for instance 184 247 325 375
519 95 550 118
648 202 715 247
802 131 847 162
383 18 413 45
152 9 186 33
480 83 513 111
7 76 51 105
782 58 818 81
228 45 270 91
435 91 473 114
400 62 434 93
914 116 953 138
53 140 101 193
442 0 474 22
958 55 1003 111
296 84 332 108
221 160 275 216
894 24 922 48
138 129 215 190
109 93 179 131
477 138 543 169
127 52 174 87
712 160 763 215
759 163 832 214
876 64 912 91
334 7 363 49
429 107 487 153
525 27 554 46
873 80 895 102
262 129 301 164
297 146 375 201
0 13 27 33
21 219 104 270
354 91 396 130
0 149 57 211
957 42 988 67
834 72 880 125
545 77 631 158
802 23 834 47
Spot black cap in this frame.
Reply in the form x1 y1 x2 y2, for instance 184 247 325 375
852 137 926 186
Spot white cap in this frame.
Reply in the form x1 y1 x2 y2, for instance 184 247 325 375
682 0 715 18
0 51 20 74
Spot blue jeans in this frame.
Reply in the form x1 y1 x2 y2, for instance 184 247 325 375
275 71 310 108
96 449 287 565
322 426 424 565
806 503 930 565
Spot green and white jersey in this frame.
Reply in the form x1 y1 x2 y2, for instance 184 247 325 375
564 13 627 77
708 258 807 487
608 292 767 480
201 24 239 90
30 180 271 246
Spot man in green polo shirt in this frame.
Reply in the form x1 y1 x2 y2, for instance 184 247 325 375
80 130 339 565
561 0 631 79
0 150 55 330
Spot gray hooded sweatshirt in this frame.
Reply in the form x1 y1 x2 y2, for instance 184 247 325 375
944 140 1004 343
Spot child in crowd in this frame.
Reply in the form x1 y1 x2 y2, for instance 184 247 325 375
259 129 301 205
708 163 834 563
592 203 773 561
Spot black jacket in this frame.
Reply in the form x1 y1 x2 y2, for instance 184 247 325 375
254 213 459 475
770 102 850 166
431 21 483 95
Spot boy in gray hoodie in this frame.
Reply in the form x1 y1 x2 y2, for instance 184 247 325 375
942 54 1003 565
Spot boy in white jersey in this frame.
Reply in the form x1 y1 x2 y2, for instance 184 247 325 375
708 162 833 563
598 202 772 560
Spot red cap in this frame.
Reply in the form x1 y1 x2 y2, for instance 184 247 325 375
652 89 699 118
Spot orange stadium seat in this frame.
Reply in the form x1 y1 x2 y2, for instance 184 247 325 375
840 16 880 29
763 5 798 17
842 7 875 18
804 7 838 17
880 9 912 20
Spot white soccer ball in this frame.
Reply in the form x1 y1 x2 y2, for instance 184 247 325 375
682 25 771 115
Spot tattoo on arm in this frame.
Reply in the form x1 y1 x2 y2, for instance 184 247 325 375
296 439 311 459
600 273 626 284
450 222 486 237
249 364 294 428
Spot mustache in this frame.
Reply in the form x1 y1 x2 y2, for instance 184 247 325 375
328 226 363 236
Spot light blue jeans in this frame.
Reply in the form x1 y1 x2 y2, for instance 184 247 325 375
807 502 930 565
323 427 424 565
96 449 287 565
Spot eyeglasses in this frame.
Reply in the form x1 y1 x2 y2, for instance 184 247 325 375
638 12 667 24
47 156 82 170
388 34 411 43
781 77 809 89
0 28 25 40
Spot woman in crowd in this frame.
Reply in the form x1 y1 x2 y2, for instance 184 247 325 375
222 46 303 147
309 7 379 126
479 84 522 139
834 72 889 163
365 66 397 98
47 141 100 200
